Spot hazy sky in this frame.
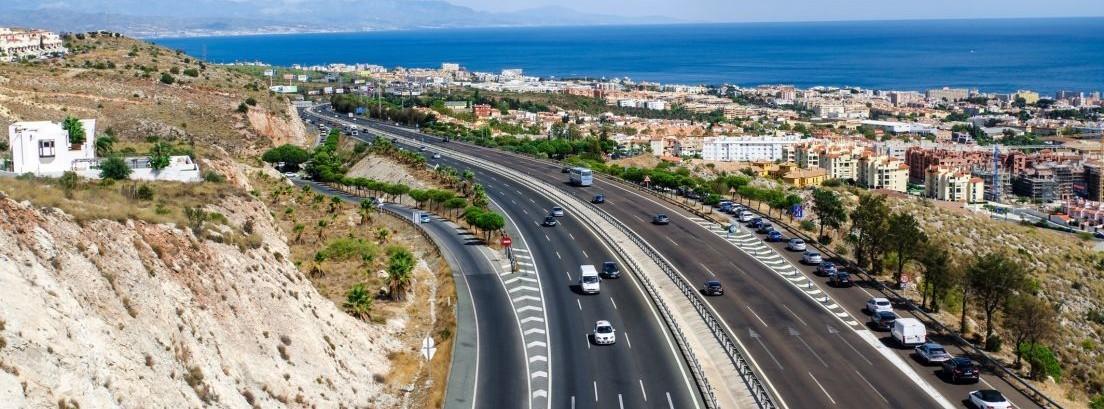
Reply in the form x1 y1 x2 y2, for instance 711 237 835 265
448 0 1104 22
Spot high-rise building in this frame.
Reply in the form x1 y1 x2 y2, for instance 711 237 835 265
1085 163 1104 202
700 135 803 162
858 154 909 192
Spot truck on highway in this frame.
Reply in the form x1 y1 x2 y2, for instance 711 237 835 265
579 265 600 294
568 167 594 187
892 317 927 346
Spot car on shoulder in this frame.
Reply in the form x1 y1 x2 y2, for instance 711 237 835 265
703 280 724 296
787 238 807 251
592 320 617 345
869 310 898 330
747 218 764 229
653 214 671 225
802 251 822 265
542 216 558 227
866 297 893 313
756 224 775 234
829 271 853 287
941 357 980 384
592 194 606 204
419 213 432 223
816 261 837 276
766 231 784 242
601 261 621 279
914 342 953 365
968 389 1011 409
550 206 565 217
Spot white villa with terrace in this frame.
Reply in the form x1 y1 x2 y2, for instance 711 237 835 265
7 119 202 182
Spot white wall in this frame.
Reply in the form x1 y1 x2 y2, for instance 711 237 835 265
8 120 96 177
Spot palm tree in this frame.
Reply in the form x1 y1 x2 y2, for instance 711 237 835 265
316 219 329 241
94 134 116 157
386 249 416 300
375 227 390 244
328 195 343 214
293 223 305 243
343 283 374 319
359 200 376 225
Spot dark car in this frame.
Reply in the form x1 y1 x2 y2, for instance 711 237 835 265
766 231 784 242
830 271 853 287
653 214 671 225
816 261 837 276
748 218 764 229
593 194 606 204
601 261 621 279
542 216 558 227
870 310 898 331
756 224 775 234
941 357 980 384
703 280 724 296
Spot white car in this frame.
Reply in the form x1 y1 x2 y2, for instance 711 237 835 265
914 342 952 364
283 172 298 179
432 153 441 159
968 390 1012 409
802 251 822 265
593 320 616 345
786 238 806 251
866 297 893 313
737 211 754 222
550 206 565 217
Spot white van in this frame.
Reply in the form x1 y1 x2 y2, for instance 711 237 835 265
892 318 926 346
579 265 601 294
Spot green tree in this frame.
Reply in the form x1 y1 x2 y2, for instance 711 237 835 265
62 116 86 145
849 193 891 273
343 283 374 320
94 133 116 157
316 219 329 240
888 212 927 288
99 156 131 180
917 241 958 313
148 142 172 171
1004 294 1057 367
359 200 376 225
160 72 175 84
443 197 468 220
261 144 311 171
967 253 1028 345
386 248 416 300
812 189 847 241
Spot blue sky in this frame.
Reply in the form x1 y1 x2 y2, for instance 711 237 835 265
449 0 1104 22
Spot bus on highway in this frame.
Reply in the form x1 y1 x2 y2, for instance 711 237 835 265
568 167 593 186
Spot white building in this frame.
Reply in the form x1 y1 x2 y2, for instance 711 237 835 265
857 154 909 192
7 119 201 182
700 135 803 162
925 166 985 203
0 28 66 62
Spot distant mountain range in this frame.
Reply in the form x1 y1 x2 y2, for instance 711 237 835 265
0 0 675 38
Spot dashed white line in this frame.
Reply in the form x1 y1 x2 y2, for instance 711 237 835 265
585 333 591 349
699 263 716 277
667 392 674 409
522 209 529 215
545 234 551 242
639 379 648 402
747 306 769 328
854 369 889 404
593 381 599 402
783 305 809 327
809 372 836 405
609 297 618 310
624 331 632 349
565 271 572 281
618 394 624 409
582 250 589 259
569 233 576 240
577 298 582 311
666 236 680 246
556 251 562 260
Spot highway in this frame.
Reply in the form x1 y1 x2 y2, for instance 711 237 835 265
302 110 706 408
307 106 1047 409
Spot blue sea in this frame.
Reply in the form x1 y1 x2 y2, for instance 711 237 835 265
154 18 1104 94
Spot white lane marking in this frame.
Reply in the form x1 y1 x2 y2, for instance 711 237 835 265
585 333 591 349
522 208 529 215
593 381 599 402
521 316 544 324
531 371 548 379
524 328 545 335
747 306 769 328
618 394 624 409
565 271 572 281
512 199 518 205
582 250 589 259
517 305 543 313
544 234 551 242
666 236 680 246
639 379 648 402
609 297 618 310
529 198 536 204
783 305 809 327
809 371 836 405
513 295 541 303
667 392 674 409
526 340 547 349
516 189 523 195
855 331 955 408
569 233 576 240
556 251 562 260
699 263 716 277
458 241 483 409
577 299 582 311
571 396 575 409
855 369 889 404
513 248 529 253
624 331 632 349
634 215 646 223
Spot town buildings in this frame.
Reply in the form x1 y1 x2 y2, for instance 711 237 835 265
700 135 803 162
924 167 985 202
857 154 909 192
0 28 66 62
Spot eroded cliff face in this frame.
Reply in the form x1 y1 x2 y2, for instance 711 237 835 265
0 192 398 408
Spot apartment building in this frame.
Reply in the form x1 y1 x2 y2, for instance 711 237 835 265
0 27 66 62
905 147 992 183
857 154 909 192
924 167 984 202
700 134 802 162
1085 162 1104 202
925 87 971 102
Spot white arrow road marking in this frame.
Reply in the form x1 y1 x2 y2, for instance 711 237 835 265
531 371 548 379
513 295 541 303
527 340 547 349
521 316 544 324
530 355 548 363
